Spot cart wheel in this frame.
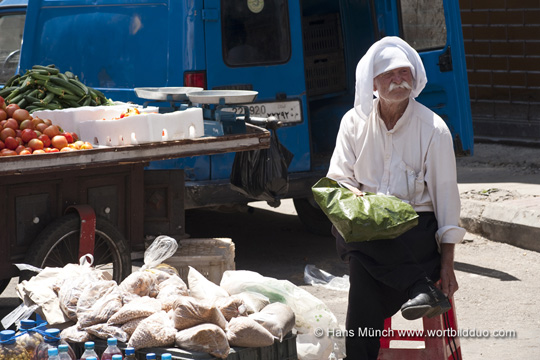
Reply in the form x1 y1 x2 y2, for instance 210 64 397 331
21 214 132 283
293 197 332 236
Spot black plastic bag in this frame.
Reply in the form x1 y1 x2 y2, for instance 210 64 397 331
230 128 293 207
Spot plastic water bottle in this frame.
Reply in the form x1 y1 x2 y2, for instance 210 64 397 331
48 348 60 360
123 347 136 360
101 338 122 360
58 345 72 360
1 330 31 360
81 342 100 360
16 319 43 359
35 329 76 360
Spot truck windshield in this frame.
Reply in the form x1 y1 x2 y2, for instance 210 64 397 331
0 12 25 84
400 0 447 51
222 0 291 67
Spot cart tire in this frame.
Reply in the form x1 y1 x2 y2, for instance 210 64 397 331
20 214 131 283
293 197 332 236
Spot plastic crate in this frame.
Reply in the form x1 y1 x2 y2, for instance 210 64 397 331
164 238 236 285
302 13 343 57
305 52 347 96
71 332 298 360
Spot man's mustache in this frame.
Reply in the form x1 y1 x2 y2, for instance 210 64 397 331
389 81 412 91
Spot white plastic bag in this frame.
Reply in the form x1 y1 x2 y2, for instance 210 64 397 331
188 266 229 301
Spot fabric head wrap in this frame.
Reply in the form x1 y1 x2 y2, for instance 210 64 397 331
354 36 427 119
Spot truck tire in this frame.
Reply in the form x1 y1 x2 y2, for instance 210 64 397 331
293 197 332 236
21 214 132 283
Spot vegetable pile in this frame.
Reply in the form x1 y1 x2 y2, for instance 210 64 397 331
0 65 113 113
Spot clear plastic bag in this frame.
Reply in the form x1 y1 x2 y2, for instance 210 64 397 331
249 302 295 342
172 296 227 331
187 266 229 301
156 275 189 311
141 236 179 270
175 324 230 360
226 317 275 348
108 296 162 326
77 281 123 328
220 270 345 359
127 311 176 350
303 264 350 292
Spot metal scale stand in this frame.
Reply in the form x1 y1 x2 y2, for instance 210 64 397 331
187 90 263 136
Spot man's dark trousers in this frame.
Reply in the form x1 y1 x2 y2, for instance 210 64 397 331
334 212 441 359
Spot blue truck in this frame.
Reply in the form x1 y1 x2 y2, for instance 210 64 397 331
6 0 473 235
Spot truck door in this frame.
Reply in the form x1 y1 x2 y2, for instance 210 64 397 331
0 0 27 85
375 0 474 154
201 0 311 180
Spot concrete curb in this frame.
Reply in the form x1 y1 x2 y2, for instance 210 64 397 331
460 197 540 252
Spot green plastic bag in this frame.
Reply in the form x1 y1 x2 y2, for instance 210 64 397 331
311 177 419 242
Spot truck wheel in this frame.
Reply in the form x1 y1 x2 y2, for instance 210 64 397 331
293 197 332 236
21 214 131 283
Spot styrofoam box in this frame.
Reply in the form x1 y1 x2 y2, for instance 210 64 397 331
32 103 160 136
79 107 204 146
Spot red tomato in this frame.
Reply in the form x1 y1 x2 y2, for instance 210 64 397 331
28 138 44 151
5 104 19 118
4 136 19 150
21 129 38 143
0 127 16 141
62 132 74 143
38 134 51 147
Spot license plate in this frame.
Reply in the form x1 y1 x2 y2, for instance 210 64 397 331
223 100 302 124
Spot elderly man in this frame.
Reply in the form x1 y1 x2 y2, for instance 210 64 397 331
327 36 465 358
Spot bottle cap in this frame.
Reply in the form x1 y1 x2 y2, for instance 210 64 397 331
146 353 156 360
125 347 135 356
85 341 95 349
48 348 59 356
112 355 122 360
58 345 69 352
0 330 15 344
44 328 61 343
20 320 36 330
87 357 98 360
107 337 118 346
161 354 172 360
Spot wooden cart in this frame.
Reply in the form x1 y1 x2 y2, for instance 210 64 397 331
0 124 270 293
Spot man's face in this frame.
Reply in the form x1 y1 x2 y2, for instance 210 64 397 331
374 67 413 103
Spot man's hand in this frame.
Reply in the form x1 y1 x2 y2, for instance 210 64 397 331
438 243 458 298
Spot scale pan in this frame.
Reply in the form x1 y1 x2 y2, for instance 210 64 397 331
187 90 258 104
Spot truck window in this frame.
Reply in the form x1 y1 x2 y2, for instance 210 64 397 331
0 13 25 84
400 0 447 51
222 0 291 67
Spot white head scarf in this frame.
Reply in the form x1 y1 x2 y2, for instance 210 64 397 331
354 36 427 119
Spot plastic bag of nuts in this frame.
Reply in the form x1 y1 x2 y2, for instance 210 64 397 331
127 311 176 350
